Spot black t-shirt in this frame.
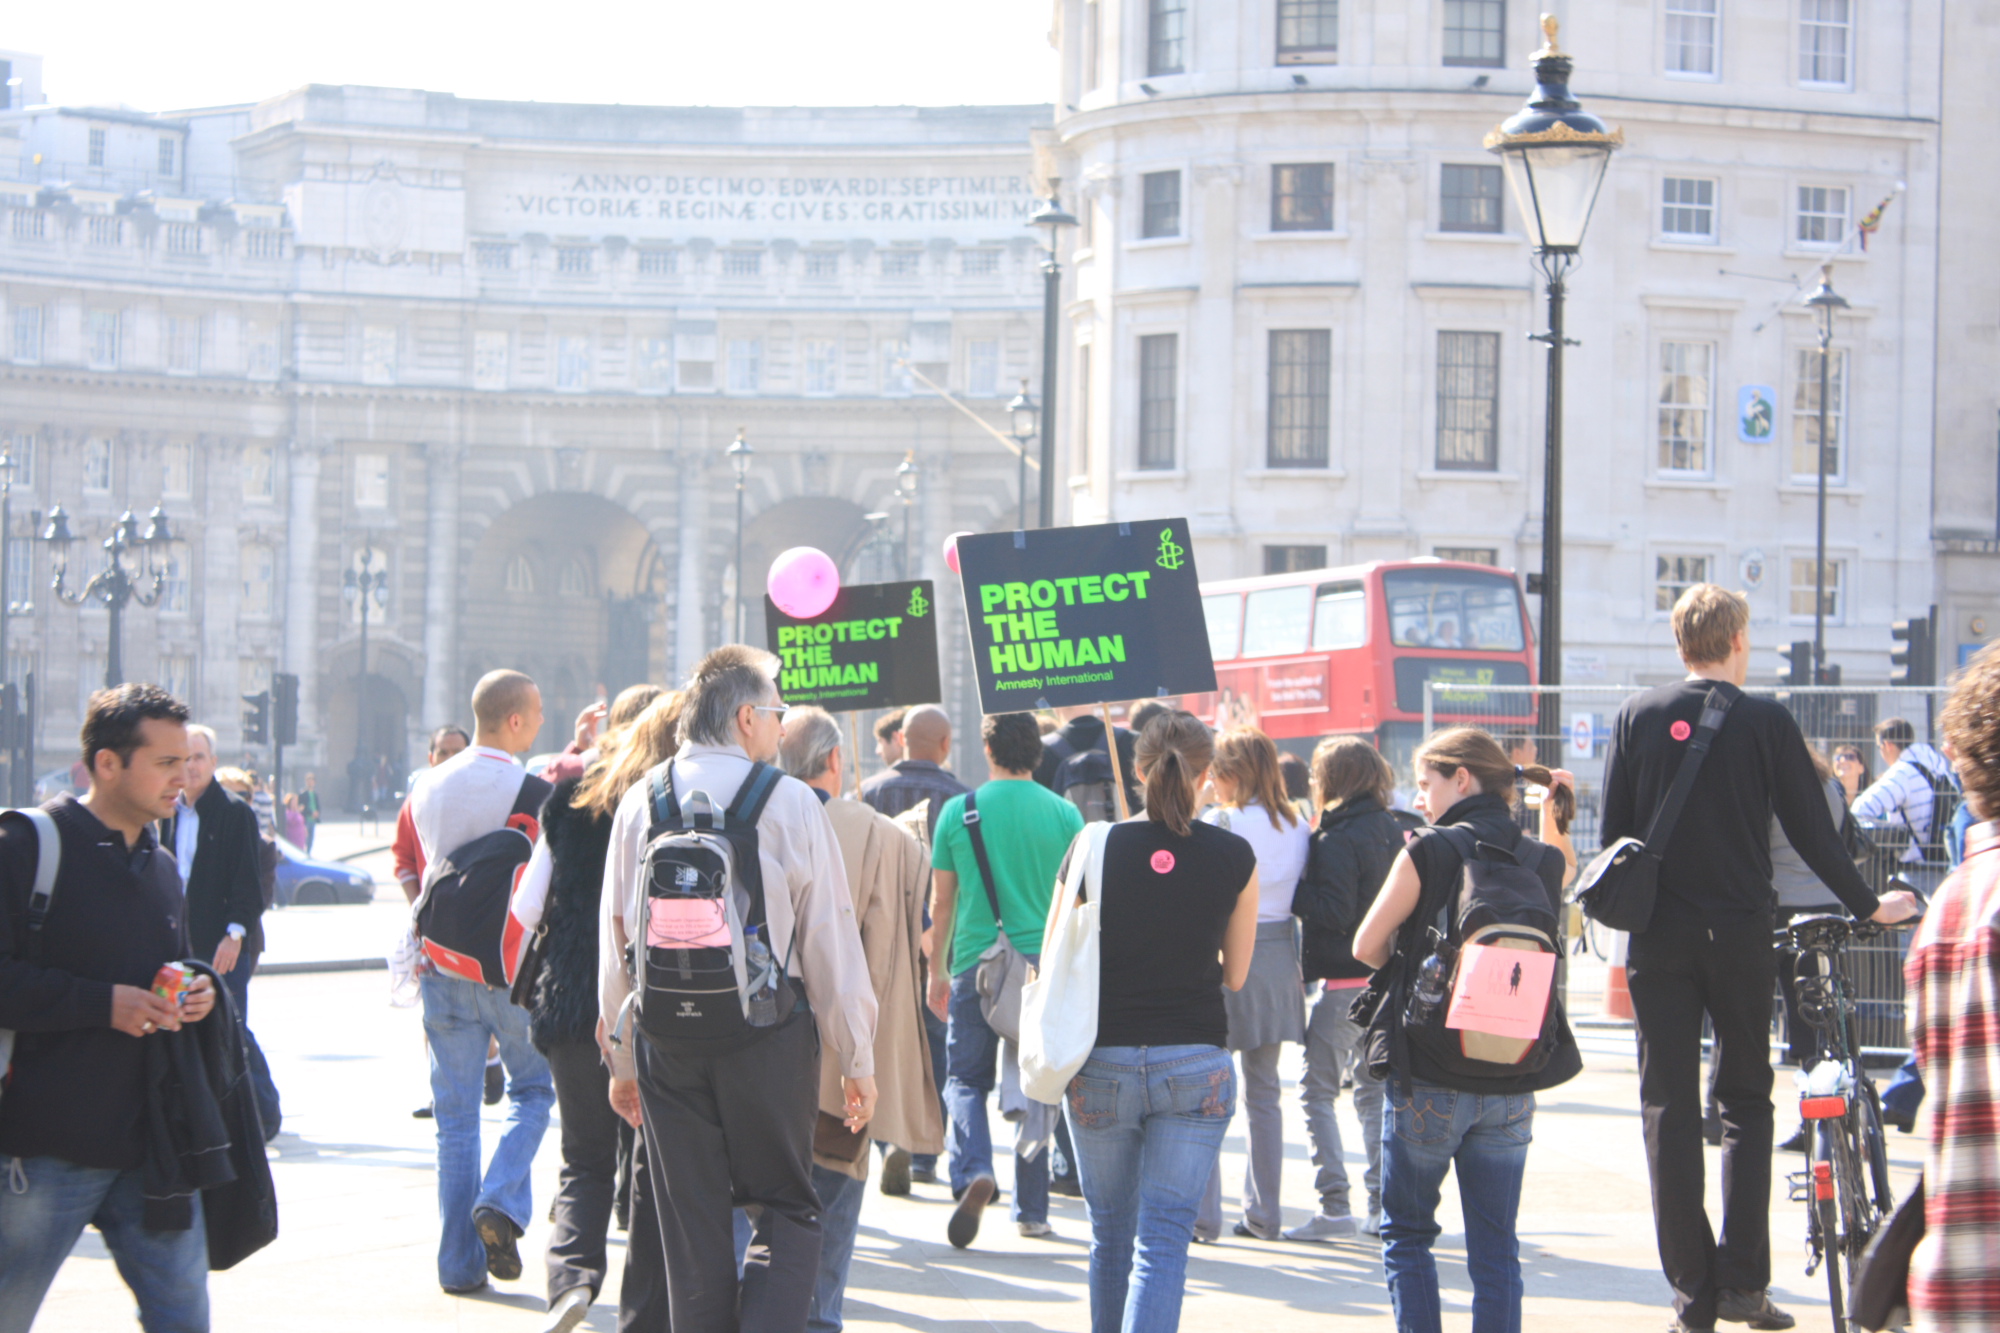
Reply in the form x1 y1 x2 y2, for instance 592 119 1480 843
1095 819 1256 1048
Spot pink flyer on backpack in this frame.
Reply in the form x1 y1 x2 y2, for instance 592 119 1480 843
647 900 733 949
1444 943 1555 1040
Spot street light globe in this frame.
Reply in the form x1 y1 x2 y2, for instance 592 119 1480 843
726 427 753 481
1007 383 1039 441
896 451 919 497
1483 15 1622 254
1027 188 1079 241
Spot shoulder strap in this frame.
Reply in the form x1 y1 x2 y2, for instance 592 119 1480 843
726 761 782 827
961 790 1005 932
1641 688 1734 854
649 763 682 825
1046 736 1077 766
1 809 61 966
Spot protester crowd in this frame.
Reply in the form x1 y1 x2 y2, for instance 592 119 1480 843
15 574 2000 1333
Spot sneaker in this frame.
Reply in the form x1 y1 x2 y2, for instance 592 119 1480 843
542 1287 592 1333
1716 1289 1795 1330
484 1062 505 1106
1233 1220 1280 1240
949 1175 995 1249
1283 1212 1360 1242
413 1103 434 1119
880 1146 912 1197
1360 1211 1382 1238
1777 1124 1808 1154
473 1206 523 1281
443 1278 489 1296
1018 1220 1055 1238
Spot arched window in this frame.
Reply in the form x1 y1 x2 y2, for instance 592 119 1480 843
241 542 275 617
504 553 536 594
558 556 591 599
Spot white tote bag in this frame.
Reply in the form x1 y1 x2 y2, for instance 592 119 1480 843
1020 822 1110 1105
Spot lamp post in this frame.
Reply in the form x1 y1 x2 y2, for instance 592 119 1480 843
0 448 18 696
342 545 389 774
1485 14 1621 757
895 451 919 580
1006 382 1038 529
726 428 753 642
1805 264 1848 684
42 505 175 689
1028 189 1078 529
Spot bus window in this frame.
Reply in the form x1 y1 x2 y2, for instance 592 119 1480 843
1241 585 1314 657
1383 568 1525 652
1313 581 1366 650
1202 593 1243 660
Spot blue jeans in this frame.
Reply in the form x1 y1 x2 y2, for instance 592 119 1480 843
0 1156 209 1333
420 971 556 1291
1064 1044 1235 1333
807 1165 867 1333
1380 1082 1534 1333
944 965 1047 1224
220 956 282 1139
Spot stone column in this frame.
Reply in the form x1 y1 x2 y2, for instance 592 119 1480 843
421 441 461 730
675 448 707 677
281 441 321 758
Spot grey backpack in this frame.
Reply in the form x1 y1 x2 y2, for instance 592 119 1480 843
0 808 63 1107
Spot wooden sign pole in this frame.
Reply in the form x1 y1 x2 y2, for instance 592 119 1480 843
1100 700 1132 820
848 713 865 798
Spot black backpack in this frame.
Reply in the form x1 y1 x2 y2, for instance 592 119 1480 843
1900 755 1961 868
413 775 552 988
1046 733 1139 822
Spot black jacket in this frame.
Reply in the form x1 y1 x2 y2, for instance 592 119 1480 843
163 781 266 960
1033 715 1142 810
529 778 612 1052
1295 798 1406 982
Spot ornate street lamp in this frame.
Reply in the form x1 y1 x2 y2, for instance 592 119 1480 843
342 545 390 775
895 451 919 581
1027 188 1078 528
1007 382 1038 530
1485 13 1621 756
725 428 753 641
1805 265 1849 684
43 504 175 689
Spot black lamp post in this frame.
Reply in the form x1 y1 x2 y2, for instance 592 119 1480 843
1485 14 1621 756
342 546 389 772
0 449 19 686
726 428 753 641
1028 188 1078 528
1805 264 1848 684
895 451 919 580
1006 382 1038 529
43 504 175 689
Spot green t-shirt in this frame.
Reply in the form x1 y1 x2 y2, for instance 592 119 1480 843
931 779 1085 975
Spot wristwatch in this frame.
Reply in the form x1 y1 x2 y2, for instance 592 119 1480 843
226 923 247 941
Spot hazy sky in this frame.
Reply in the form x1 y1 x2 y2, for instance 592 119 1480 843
10 0 1058 112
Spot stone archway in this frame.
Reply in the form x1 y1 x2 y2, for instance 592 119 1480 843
735 497 874 648
460 492 665 755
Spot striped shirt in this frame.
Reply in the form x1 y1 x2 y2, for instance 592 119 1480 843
1909 820 2000 1328
1854 743 1956 863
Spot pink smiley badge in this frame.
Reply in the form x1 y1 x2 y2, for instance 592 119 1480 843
1670 720 1692 742
1150 850 1176 874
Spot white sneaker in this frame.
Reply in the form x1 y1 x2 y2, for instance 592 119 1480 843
1360 1211 1383 1238
542 1287 592 1333
1282 1212 1360 1242
1018 1220 1055 1238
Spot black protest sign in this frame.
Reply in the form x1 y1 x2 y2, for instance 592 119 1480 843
956 519 1216 714
766 580 942 713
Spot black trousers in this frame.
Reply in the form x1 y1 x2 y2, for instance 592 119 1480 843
544 1038 669 1325
635 1008 821 1333
1628 916 1777 1326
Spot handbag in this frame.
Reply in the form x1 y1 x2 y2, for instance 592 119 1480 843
1572 688 1734 934
1851 1173 1923 1331
962 791 1031 1044
1020 823 1110 1105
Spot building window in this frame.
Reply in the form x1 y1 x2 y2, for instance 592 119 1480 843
83 438 113 493
1664 0 1719 75
880 249 922 277
504 553 535 595
160 442 192 498
243 229 283 261
474 242 513 271
554 335 590 391
1141 170 1182 238
1661 177 1716 240
159 542 190 614
4 538 31 613
1656 341 1713 473
804 339 838 395
5 651 31 693
1440 165 1504 233
88 215 124 246
1265 545 1329 574
1436 331 1500 470
1799 0 1851 85
157 137 176 176
1791 347 1847 482
881 340 912 396
636 336 672 393
1138 333 1178 470
1443 0 1505 67
721 250 763 278
165 316 200 374
960 248 1001 276
555 245 594 275
12 306 41 363
727 338 762 393
162 224 202 255
353 453 391 509
7 433 34 488
1436 546 1498 565
1148 0 1187 75
636 248 676 276
1790 556 1844 621
1268 329 1332 467
242 443 274 501
1271 164 1334 231
803 251 840 279
242 543 276 617
361 324 396 384
558 557 592 599
88 127 106 167
473 329 509 391
1796 185 1849 246
968 339 1000 397
1276 0 1339 63
1655 553 1711 611
87 310 120 369
159 655 193 703
1082 0 1104 88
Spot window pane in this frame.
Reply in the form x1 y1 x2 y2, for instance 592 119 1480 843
1383 569 1526 651
1142 170 1182 238
1203 593 1242 660
1138 334 1177 469
1268 329 1331 467
1790 556 1842 620
1800 0 1851 84
1791 346 1846 480
1436 331 1499 470
1148 0 1187 74
1796 186 1848 245
1314 580 1367 649
1661 177 1716 238
1242 585 1315 657
1271 163 1334 231
1443 0 1505 67
1265 545 1328 574
1665 0 1719 75
1277 0 1339 61
1440 164 1503 232
1654 553 1711 612
1656 341 1712 473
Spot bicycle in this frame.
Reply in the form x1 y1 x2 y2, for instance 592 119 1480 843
1776 913 1897 1333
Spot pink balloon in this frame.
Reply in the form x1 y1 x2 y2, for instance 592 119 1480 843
766 546 841 619
943 531 974 576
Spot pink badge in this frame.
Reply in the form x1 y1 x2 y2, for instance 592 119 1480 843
1671 720 1693 742
1150 850 1176 874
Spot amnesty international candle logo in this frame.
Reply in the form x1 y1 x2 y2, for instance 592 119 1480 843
956 519 1218 714
764 580 941 713
907 586 930 618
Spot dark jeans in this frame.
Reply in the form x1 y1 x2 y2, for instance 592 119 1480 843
618 1124 668 1333
544 1038 620 1304
635 1007 822 1333
220 951 282 1139
1628 918 1777 1327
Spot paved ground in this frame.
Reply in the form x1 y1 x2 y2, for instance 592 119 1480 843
36 949 1922 1333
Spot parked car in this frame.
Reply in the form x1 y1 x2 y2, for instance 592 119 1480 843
274 836 377 907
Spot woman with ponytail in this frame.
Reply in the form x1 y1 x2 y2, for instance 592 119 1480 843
1063 710 1260 1333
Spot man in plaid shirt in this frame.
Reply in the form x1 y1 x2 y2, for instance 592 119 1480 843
1908 642 2000 1329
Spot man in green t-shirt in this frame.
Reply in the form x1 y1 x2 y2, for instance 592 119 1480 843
928 712 1084 1249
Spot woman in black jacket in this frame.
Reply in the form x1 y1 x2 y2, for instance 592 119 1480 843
1284 736 1410 1243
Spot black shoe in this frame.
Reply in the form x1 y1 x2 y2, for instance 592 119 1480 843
413 1103 434 1119
880 1146 912 1197
1777 1124 1808 1154
442 1278 488 1296
1884 1111 1915 1133
473 1206 523 1281
910 1164 939 1185
484 1062 504 1106
1717 1288 1796 1330
1701 1116 1723 1147
949 1175 995 1249
1051 1174 1083 1198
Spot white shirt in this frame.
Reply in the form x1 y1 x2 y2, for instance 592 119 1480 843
1853 742 1957 864
408 745 530 889
598 741 877 1081
1205 799 1310 922
173 794 200 888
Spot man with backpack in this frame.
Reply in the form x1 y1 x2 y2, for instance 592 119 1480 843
1853 715 1961 897
1034 704 1142 821
599 646 876 1333
407 670 557 1295
1599 585 1918 1333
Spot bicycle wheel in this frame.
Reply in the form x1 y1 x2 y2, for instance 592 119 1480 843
1855 1081 1894 1219
1815 1122 1848 1331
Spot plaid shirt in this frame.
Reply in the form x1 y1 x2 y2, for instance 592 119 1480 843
1909 820 2000 1327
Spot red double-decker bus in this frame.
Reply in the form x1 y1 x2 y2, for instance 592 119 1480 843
1185 558 1539 773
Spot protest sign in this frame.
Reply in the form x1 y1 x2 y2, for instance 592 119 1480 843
956 518 1216 714
765 580 941 712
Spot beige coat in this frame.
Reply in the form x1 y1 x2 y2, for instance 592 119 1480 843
815 796 946 1177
